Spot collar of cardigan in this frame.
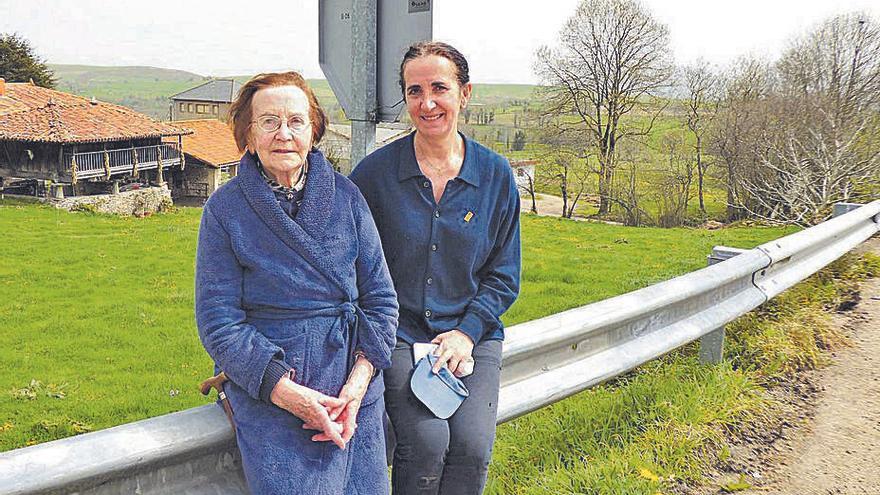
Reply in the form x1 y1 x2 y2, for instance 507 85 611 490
396 131 481 188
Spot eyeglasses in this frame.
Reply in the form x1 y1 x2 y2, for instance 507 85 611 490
251 115 311 134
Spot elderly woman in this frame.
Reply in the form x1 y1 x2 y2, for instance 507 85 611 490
350 42 521 494
195 71 398 494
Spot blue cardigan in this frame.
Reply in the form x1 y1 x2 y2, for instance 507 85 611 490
350 132 521 344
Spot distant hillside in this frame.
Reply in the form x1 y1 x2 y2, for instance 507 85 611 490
47 64 540 121
49 64 209 119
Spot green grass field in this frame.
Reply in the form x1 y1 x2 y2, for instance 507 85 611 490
0 200 793 454
5 200 877 493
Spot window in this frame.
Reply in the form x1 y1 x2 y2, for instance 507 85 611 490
187 103 193 112
196 104 208 114
179 103 185 112
212 105 219 115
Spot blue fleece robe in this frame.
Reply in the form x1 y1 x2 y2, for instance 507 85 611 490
195 149 398 495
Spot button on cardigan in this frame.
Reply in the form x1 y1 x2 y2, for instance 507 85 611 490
350 133 521 344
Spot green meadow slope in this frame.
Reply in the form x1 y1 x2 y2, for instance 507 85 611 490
0 200 791 453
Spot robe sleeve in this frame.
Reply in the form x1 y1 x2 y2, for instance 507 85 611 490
456 169 522 344
353 192 399 370
195 204 288 401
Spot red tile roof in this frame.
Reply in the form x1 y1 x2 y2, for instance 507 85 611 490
168 119 242 168
0 82 190 144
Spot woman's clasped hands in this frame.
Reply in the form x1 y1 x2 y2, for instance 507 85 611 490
270 356 375 450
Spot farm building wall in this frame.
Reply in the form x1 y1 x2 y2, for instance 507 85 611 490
0 142 62 180
172 101 230 121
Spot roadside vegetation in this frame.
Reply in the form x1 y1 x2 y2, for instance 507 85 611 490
487 249 880 494
0 200 793 453
2 201 876 495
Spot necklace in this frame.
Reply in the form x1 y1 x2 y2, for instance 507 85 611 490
418 153 447 174
414 138 461 176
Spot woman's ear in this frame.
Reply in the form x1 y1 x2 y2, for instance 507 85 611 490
460 82 473 109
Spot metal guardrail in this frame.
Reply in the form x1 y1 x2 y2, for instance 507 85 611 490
1 200 878 495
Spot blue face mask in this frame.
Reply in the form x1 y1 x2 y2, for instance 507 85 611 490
410 354 470 419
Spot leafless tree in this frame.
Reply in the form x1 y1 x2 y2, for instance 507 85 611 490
516 166 539 214
534 0 673 216
536 124 593 219
681 59 718 216
652 134 695 227
709 56 775 222
601 138 657 226
735 13 880 224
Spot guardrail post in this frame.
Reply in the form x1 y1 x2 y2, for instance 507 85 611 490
700 246 747 364
833 202 862 218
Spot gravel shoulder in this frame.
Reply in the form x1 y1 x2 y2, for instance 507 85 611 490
699 236 880 495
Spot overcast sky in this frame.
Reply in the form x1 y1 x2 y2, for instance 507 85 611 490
3 0 880 84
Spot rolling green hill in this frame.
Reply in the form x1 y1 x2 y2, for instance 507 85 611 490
47 64 539 121
49 64 208 120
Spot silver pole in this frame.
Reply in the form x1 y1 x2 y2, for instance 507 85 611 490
348 0 378 174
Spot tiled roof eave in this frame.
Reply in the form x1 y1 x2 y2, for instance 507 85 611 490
184 151 240 168
0 129 193 144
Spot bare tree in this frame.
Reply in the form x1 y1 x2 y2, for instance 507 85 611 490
516 166 539 214
681 59 718 216
607 140 652 226
734 13 880 224
536 125 593 219
534 0 673 216
710 56 775 222
652 134 695 227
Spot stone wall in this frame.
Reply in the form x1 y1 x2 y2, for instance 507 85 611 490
51 186 173 216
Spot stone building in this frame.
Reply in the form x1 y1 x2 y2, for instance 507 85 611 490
164 119 241 202
170 79 241 121
321 123 411 172
0 78 190 198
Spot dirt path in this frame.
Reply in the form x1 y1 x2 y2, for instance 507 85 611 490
526 192 573 218
733 237 880 495
525 193 609 222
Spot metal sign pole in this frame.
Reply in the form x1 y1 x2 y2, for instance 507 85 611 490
319 0 431 173
348 0 378 173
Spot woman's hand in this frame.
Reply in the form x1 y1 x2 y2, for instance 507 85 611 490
270 375 347 449
431 330 474 376
306 356 374 445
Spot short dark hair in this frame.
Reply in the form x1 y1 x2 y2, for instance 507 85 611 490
399 41 470 95
228 71 327 152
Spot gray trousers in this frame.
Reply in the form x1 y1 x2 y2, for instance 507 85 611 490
384 339 502 495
